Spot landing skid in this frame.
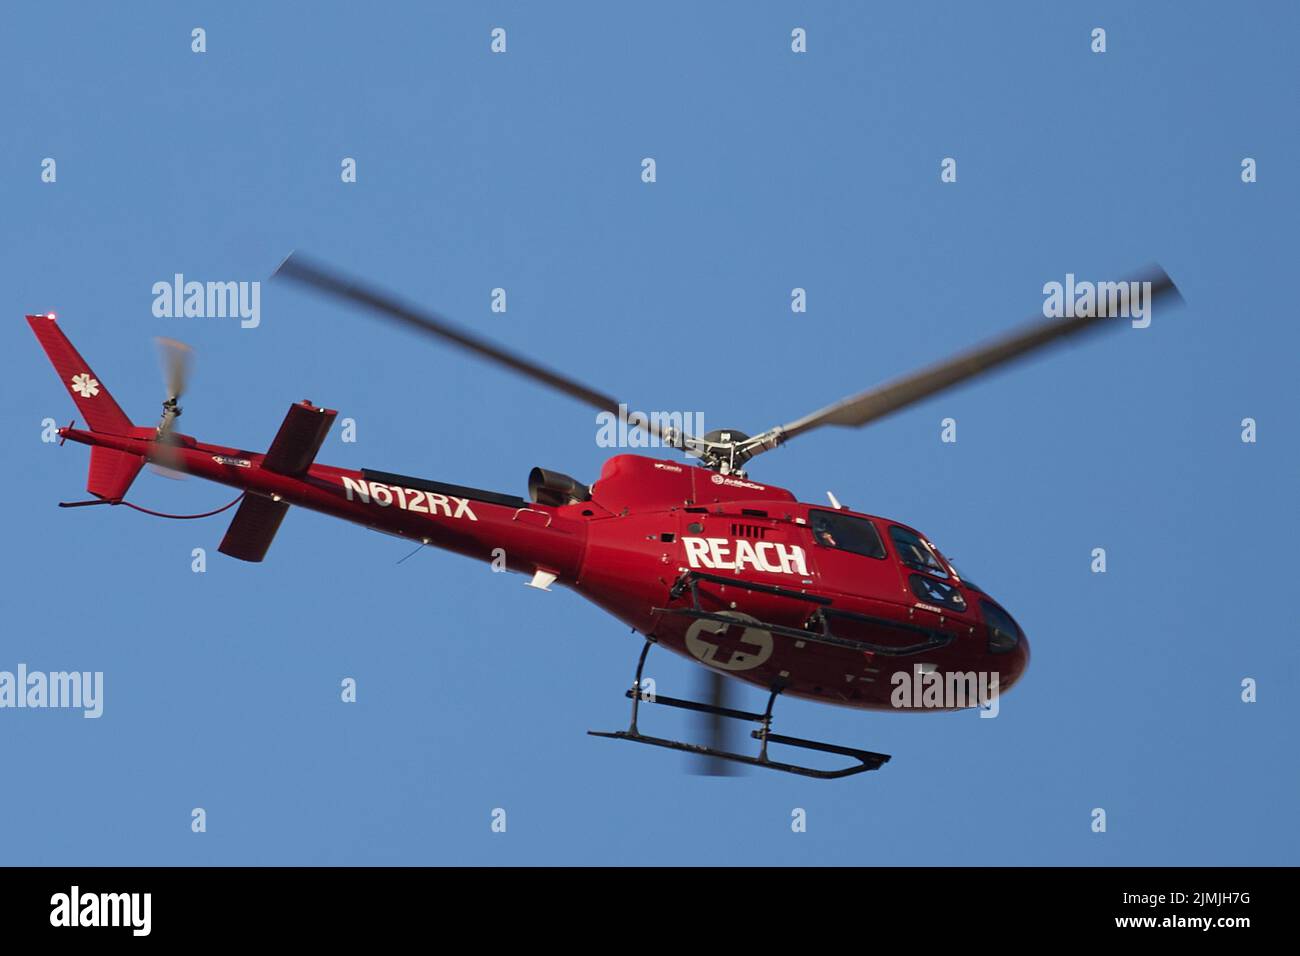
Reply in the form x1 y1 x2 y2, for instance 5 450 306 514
588 641 891 780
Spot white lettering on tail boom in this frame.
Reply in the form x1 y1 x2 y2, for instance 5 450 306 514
341 477 478 521
682 536 807 575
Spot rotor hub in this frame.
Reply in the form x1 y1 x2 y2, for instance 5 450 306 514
696 428 754 475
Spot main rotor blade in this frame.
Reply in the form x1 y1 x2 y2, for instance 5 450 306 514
689 668 740 776
745 266 1180 456
273 252 673 443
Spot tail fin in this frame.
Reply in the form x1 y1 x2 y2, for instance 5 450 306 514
28 314 143 500
26 313 134 434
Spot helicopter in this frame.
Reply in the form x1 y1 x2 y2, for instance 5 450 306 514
26 255 1180 778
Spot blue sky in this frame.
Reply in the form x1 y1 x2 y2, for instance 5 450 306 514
1 2 1296 865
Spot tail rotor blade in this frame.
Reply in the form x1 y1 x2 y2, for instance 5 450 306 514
147 430 188 479
148 463 188 480
155 337 193 402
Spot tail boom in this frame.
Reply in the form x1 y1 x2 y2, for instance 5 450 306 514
55 423 586 576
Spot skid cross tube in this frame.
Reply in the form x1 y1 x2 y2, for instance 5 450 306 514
588 640 891 779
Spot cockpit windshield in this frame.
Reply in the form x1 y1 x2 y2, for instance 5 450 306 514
888 526 949 579
946 561 981 592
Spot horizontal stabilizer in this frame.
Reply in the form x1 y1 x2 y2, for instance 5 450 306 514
218 493 289 563
263 402 336 476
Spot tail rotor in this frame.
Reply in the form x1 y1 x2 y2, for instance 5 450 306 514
150 337 194 478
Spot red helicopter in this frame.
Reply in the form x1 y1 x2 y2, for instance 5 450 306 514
28 256 1179 778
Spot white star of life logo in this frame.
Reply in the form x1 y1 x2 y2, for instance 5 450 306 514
70 373 100 398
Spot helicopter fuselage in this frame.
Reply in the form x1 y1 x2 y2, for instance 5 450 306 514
59 412 1029 713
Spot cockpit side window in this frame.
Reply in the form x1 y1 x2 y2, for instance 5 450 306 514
808 510 886 560
888 526 949 579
